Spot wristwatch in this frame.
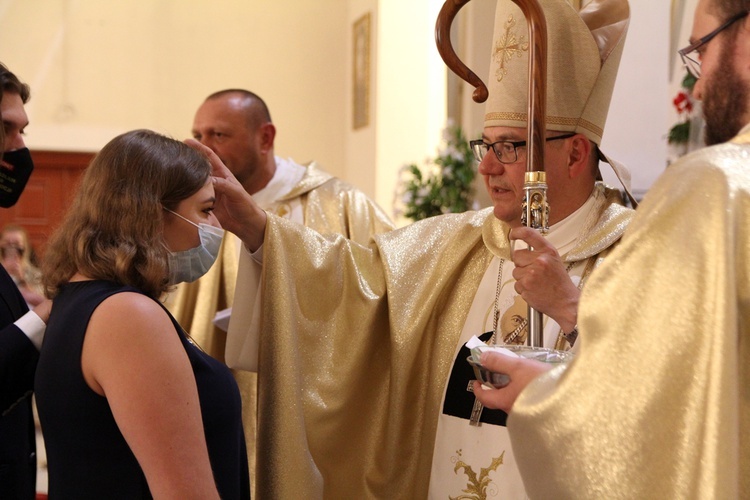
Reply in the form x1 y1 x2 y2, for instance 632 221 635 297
562 325 578 346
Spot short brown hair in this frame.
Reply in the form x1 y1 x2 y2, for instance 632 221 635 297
43 129 211 299
0 62 31 154
205 89 272 128
0 62 30 103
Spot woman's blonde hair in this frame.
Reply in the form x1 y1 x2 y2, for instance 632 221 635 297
42 129 211 299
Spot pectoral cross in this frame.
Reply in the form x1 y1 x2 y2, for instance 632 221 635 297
468 381 484 426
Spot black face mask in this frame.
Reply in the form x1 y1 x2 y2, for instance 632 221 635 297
0 148 34 208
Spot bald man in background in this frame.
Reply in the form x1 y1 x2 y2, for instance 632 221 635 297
166 89 394 491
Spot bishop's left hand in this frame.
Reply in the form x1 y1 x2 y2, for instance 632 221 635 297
472 351 552 412
509 226 579 333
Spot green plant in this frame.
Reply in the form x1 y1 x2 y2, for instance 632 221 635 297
395 123 477 222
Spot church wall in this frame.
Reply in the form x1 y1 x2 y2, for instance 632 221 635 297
601 0 671 197
1 0 349 186
2 0 677 214
372 0 447 222
345 0 380 213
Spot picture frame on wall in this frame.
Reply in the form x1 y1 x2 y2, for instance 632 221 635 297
353 13 371 130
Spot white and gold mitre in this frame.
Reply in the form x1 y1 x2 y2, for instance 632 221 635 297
484 0 630 146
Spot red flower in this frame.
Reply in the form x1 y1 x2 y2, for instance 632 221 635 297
673 91 693 114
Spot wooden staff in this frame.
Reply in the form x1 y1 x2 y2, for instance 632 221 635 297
436 0 548 347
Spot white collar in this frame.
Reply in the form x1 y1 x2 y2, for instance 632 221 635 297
544 188 599 255
252 156 306 209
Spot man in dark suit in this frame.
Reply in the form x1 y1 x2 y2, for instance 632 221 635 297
0 62 51 499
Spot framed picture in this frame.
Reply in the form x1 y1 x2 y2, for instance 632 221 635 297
353 13 371 130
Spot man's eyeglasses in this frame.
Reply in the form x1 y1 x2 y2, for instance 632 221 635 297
679 11 749 78
470 133 576 164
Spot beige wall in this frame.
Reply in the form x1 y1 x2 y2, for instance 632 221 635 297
374 0 447 222
3 0 671 217
345 0 379 211
3 0 449 218
344 0 448 222
2 0 348 183
601 0 670 194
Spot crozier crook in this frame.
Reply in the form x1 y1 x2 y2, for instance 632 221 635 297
436 0 548 347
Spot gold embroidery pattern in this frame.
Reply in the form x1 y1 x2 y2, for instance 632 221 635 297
449 449 506 500
493 15 529 82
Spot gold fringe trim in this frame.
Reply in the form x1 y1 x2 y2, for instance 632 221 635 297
484 112 604 138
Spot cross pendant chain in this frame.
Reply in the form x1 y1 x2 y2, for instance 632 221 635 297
468 259 505 427
470 399 484 426
468 381 484 426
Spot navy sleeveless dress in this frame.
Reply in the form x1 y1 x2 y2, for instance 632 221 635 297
35 280 250 499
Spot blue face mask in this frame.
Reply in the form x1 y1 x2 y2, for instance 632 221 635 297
164 209 224 284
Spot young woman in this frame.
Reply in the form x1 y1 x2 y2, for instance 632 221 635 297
35 129 250 499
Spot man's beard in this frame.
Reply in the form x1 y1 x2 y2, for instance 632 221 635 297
703 40 749 145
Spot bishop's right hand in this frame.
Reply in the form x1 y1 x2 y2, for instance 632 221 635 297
185 139 267 252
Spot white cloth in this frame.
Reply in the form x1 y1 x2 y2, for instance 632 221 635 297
15 310 46 351
251 156 306 219
428 191 599 498
212 157 306 332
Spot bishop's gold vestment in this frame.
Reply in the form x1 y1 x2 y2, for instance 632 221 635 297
226 186 633 498
165 161 394 493
508 127 750 499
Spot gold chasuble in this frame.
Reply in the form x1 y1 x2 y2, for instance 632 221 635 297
165 162 394 492
508 127 750 499
227 186 632 498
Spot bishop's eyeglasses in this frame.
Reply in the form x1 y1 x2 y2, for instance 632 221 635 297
678 10 749 78
470 133 575 164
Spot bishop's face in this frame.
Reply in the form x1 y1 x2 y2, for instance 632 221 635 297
477 126 574 228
